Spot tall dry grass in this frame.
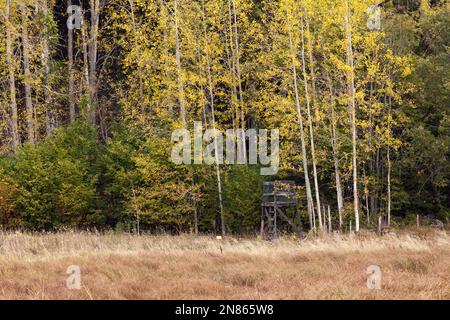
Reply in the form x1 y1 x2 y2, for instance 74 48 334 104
0 229 448 299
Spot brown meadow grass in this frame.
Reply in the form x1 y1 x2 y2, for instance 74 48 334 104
0 229 448 299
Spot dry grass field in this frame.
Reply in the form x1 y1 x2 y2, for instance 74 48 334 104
0 229 449 299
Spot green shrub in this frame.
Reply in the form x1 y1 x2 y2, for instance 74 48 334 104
0 122 99 230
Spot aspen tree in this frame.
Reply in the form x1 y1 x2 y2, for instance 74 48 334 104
326 74 344 229
344 0 359 232
231 0 244 127
201 0 225 236
231 0 246 161
285 0 314 230
300 9 322 231
227 0 239 130
387 112 391 226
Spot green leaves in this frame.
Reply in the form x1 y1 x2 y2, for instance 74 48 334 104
0 122 99 230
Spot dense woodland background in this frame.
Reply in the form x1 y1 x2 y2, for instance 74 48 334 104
0 0 448 234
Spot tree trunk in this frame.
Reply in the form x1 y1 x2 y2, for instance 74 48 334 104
231 0 245 129
363 166 370 224
22 7 35 144
387 143 391 226
312 206 317 235
81 11 90 110
68 0 75 122
326 76 344 228
368 81 374 217
227 0 239 131
387 94 392 226
6 0 20 148
231 0 246 160
304 13 318 109
174 0 186 126
88 0 100 125
344 0 359 232
42 0 55 135
328 206 332 232
129 0 146 123
202 1 225 236
300 12 322 231
287 8 314 230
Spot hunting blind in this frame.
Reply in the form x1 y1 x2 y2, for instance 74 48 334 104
260 181 301 240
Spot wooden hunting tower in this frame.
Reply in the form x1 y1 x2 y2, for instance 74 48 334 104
260 181 301 240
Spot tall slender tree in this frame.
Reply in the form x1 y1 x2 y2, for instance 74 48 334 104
300 9 322 230
5 0 20 147
201 0 225 236
286 1 314 229
68 0 76 122
21 5 35 144
174 0 187 126
344 0 359 232
88 0 100 125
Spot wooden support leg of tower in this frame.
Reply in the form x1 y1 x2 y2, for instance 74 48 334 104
276 207 302 236
272 206 277 240
265 205 277 240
